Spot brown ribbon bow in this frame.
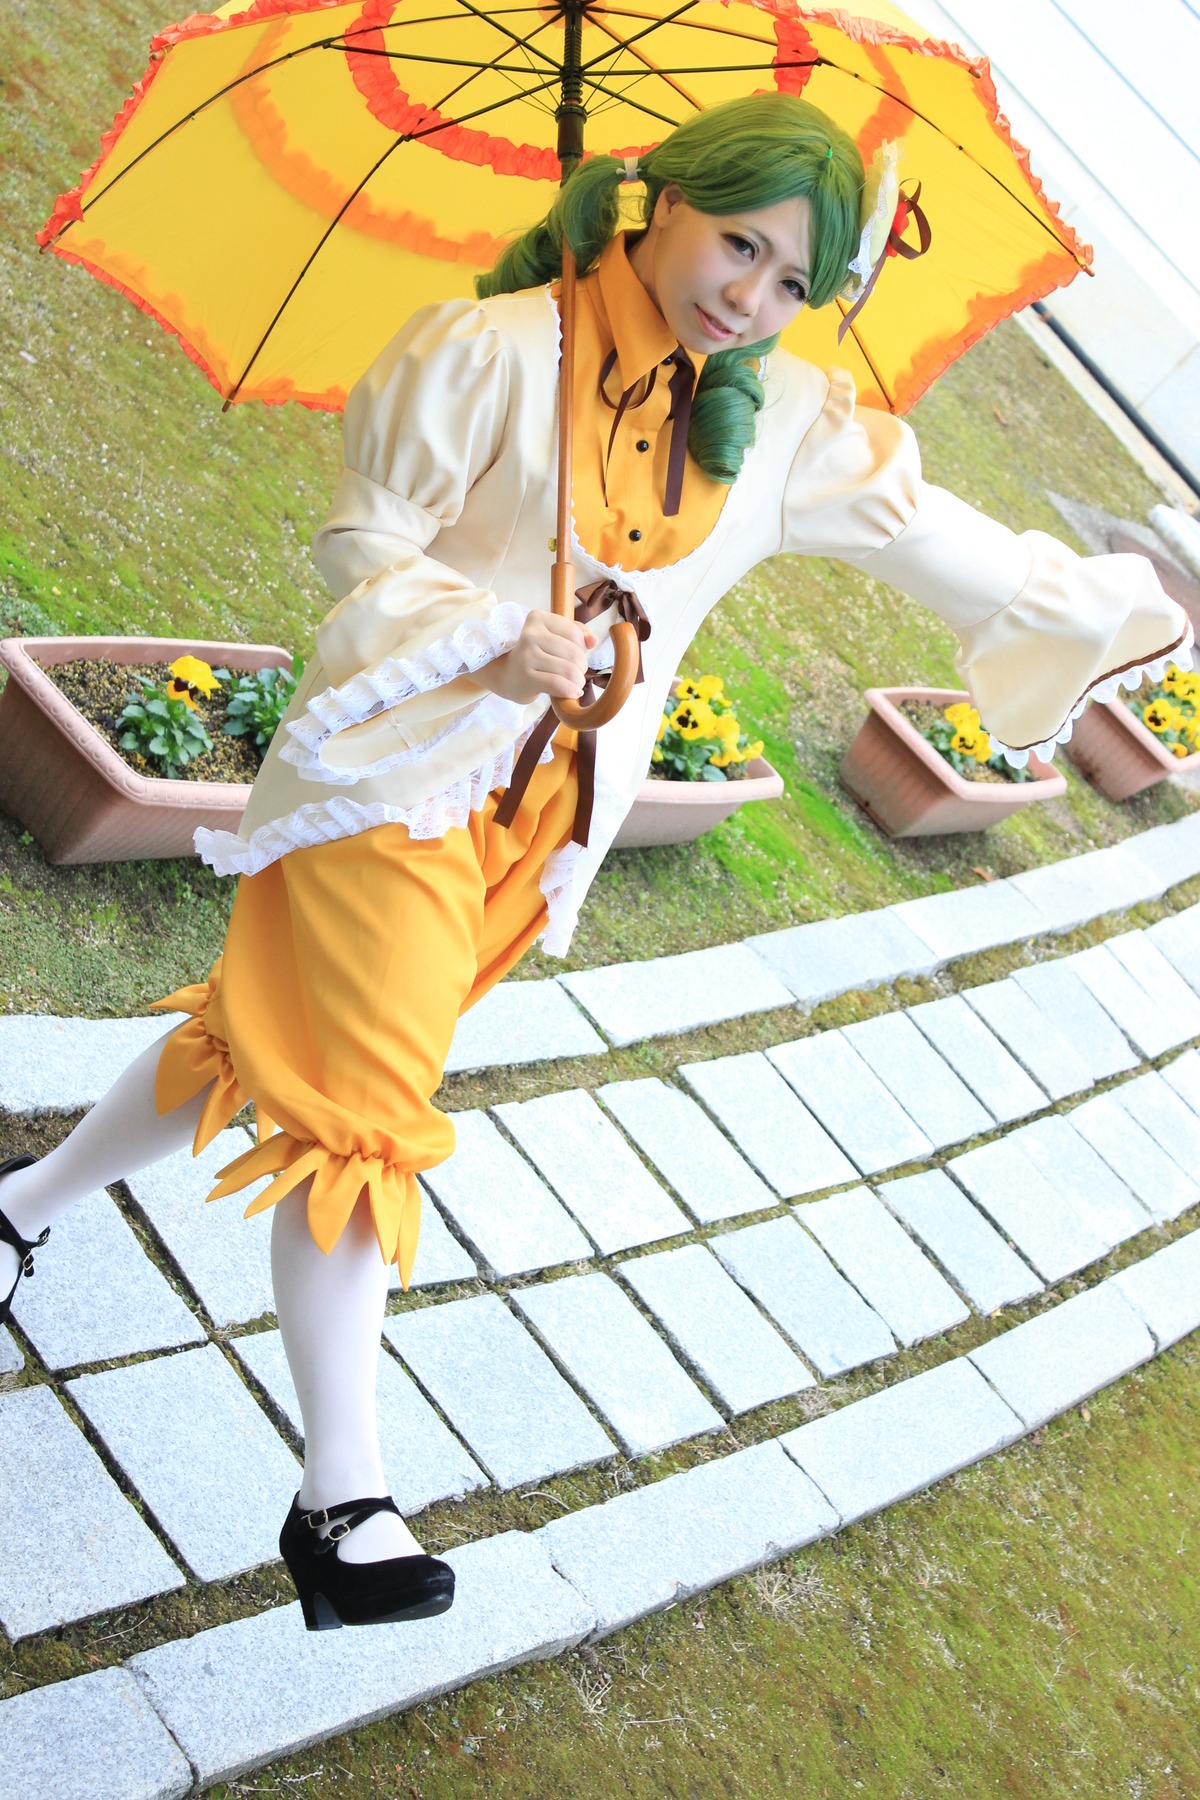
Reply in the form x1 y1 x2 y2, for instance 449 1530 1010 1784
598 345 696 517
837 181 932 344
492 579 652 848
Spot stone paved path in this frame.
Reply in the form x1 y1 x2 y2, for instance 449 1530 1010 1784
4 819 1200 1796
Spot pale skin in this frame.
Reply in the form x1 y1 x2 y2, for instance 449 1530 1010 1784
0 187 815 1571
471 184 814 704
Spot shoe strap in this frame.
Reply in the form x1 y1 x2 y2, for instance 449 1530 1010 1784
302 1494 401 1548
0 1171 50 1276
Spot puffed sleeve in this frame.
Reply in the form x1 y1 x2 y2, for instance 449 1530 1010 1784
782 367 1192 761
278 298 528 783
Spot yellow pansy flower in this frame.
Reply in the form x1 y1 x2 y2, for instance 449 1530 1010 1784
1173 672 1200 705
670 701 716 741
1173 742 1190 758
651 745 664 763
1143 699 1180 735
951 726 984 756
711 713 740 746
943 701 979 728
710 749 735 767
697 675 724 700
166 655 220 710
742 739 764 761
972 730 993 763
674 678 703 703
656 714 667 742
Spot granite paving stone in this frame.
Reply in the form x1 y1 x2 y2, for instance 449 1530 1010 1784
1111 1070 1200 1176
128 1531 595 1788
1145 909 1200 995
511 1272 723 1455
0 1386 183 1639
1010 960 1140 1082
384 1293 614 1487
1065 942 1191 1058
445 978 606 1072
616 1243 814 1415
1007 1114 1152 1247
1103 931 1200 1038
419 1110 593 1276
125 1127 275 1327
1110 1226 1200 1349
946 1138 1110 1281
905 994 1047 1125
0 1668 192 1800
558 944 794 1046
1066 1092 1200 1222
1007 842 1163 933
401 1192 477 1288
1121 815 1200 893
890 881 1046 965
874 1169 1042 1314
0 1328 22 1375
961 977 1094 1100
839 1012 992 1149
766 1033 933 1175
491 1090 690 1254
231 1328 489 1515
968 1282 1154 1428
67 1344 301 1582
535 1439 838 1638
710 1214 895 1377
779 1356 1022 1524
746 909 939 1007
1161 1047 1200 1115
794 1187 970 1345
597 1077 776 1224
12 1189 206 1370
679 1053 857 1198
0 1013 187 1113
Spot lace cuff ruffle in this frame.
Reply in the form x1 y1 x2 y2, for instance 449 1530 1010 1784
990 620 1196 768
279 601 528 785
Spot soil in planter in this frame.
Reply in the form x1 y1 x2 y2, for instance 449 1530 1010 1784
897 698 1026 786
45 659 262 784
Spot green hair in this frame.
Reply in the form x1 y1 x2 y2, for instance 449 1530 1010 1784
475 94 864 486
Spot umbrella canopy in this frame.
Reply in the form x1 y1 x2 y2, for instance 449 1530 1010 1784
39 0 1089 415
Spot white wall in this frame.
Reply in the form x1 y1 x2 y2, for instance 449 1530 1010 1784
900 0 1200 484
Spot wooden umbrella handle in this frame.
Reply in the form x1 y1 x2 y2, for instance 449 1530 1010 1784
550 239 639 732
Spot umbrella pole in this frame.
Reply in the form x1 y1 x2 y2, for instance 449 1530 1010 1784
549 11 638 733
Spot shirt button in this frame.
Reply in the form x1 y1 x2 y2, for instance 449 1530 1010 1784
636 440 649 453
629 529 643 542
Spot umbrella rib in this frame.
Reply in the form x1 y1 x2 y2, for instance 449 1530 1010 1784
583 13 703 110
443 0 562 69
579 0 702 68
221 73 563 408
832 300 895 410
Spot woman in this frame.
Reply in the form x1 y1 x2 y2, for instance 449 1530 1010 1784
0 95 1187 1630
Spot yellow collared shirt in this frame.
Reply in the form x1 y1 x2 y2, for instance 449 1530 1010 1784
559 231 731 572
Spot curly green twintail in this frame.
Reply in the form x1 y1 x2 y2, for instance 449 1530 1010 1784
475 94 864 486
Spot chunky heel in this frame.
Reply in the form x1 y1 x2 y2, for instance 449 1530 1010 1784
0 1155 47 1330
279 1493 455 1631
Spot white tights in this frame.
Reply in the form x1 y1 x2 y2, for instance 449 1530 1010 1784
0 1027 421 1561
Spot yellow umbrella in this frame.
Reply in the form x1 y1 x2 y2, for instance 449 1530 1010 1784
38 0 1089 415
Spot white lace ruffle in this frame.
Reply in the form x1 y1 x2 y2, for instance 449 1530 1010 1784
195 716 597 957
279 600 528 785
989 621 1196 767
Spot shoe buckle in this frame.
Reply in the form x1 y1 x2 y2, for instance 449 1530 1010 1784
326 1520 351 1541
21 1252 35 1277
303 1507 329 1532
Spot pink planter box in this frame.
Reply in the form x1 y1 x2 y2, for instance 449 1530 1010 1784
1065 694 1200 802
0 635 292 863
612 756 784 849
840 686 1066 837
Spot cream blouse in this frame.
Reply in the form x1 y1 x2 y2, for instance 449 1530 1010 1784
195 284 1191 955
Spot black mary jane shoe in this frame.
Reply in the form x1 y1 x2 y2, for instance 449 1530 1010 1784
279 1493 455 1632
0 1155 47 1331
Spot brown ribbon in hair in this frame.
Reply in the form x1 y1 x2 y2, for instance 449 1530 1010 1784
598 346 696 517
492 579 652 848
837 181 932 344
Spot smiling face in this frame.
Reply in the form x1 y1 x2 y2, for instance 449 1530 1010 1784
627 184 813 354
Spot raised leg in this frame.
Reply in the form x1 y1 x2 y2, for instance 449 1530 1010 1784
0 1026 212 1297
270 1181 425 1562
